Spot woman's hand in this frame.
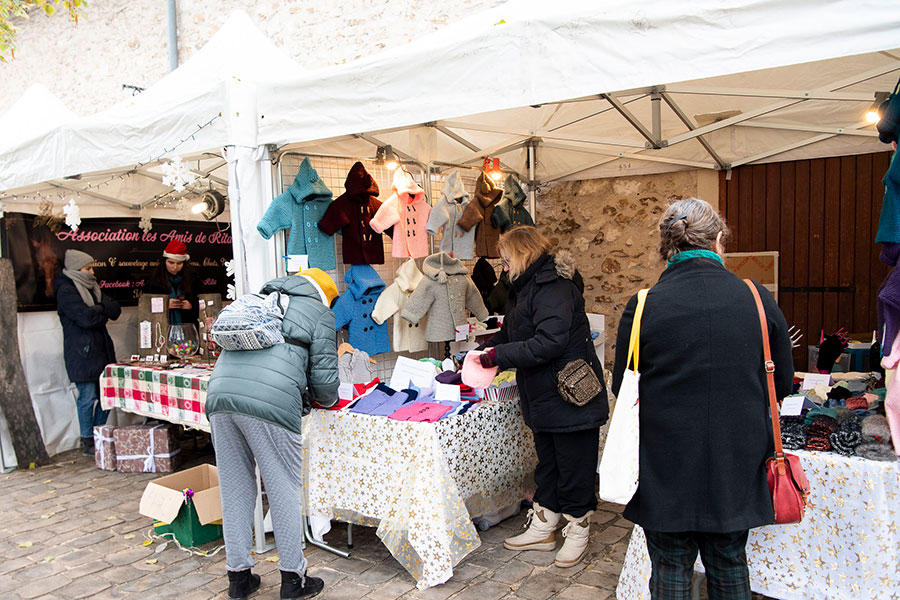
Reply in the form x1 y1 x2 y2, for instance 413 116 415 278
181 299 192 310
479 347 497 368
169 298 186 309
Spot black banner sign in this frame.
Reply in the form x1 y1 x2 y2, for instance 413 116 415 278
2 213 233 311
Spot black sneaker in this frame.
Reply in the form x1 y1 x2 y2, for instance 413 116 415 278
281 570 324 599
81 437 95 457
227 569 260 600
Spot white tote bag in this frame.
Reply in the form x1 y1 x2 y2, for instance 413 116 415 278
598 288 648 505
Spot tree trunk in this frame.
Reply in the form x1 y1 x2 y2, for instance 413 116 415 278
0 259 51 467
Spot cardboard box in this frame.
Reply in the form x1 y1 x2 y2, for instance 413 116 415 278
93 424 117 471
114 423 182 473
139 464 223 547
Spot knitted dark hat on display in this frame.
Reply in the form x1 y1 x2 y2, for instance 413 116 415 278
829 413 863 456
855 442 899 461
163 239 190 262
780 416 806 450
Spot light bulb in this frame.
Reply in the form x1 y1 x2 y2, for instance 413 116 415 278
191 201 207 214
386 159 399 171
490 170 502 182
865 110 881 124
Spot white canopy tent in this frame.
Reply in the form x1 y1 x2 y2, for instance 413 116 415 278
2 0 900 461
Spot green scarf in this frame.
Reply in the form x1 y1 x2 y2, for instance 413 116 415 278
666 249 724 269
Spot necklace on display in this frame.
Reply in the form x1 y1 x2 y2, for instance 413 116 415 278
155 322 165 353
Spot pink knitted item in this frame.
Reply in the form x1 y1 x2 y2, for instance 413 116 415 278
461 351 499 389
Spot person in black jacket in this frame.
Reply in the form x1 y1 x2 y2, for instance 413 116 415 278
612 198 793 600
54 249 121 456
145 239 198 325
479 226 608 568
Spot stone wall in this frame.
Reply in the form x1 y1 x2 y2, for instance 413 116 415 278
536 169 717 369
1 0 506 114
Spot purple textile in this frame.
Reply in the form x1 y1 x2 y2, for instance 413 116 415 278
878 243 900 354
349 384 410 416
435 370 462 385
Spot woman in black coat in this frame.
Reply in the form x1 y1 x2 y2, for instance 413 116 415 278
479 226 608 568
612 198 793 600
54 249 121 456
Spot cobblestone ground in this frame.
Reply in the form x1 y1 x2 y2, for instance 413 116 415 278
0 445 769 600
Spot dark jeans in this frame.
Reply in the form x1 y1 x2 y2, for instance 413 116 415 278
532 427 599 517
75 382 109 438
644 529 751 600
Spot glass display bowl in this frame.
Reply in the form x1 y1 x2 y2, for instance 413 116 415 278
168 323 200 362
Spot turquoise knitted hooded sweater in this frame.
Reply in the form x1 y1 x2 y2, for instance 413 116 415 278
258 157 336 269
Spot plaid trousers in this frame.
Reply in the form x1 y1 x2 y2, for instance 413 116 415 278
644 529 751 600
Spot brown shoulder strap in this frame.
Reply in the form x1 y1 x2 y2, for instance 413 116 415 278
744 279 786 475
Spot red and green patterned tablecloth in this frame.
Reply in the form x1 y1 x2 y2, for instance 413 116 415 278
100 363 213 432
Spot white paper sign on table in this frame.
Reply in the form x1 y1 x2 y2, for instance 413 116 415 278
151 297 165 313
780 395 806 416
434 382 461 402
455 324 470 342
390 356 436 392
801 373 831 390
284 255 309 273
140 321 152 349
338 383 354 401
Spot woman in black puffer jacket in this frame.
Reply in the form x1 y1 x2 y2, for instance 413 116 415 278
479 226 607 568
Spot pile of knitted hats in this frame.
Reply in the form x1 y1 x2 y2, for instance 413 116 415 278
856 415 895 461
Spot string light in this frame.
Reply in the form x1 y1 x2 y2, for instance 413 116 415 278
483 156 503 182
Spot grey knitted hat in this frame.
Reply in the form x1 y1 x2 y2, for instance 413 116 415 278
64 249 94 271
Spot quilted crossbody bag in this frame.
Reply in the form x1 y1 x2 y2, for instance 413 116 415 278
744 279 810 524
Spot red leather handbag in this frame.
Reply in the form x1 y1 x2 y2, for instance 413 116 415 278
745 280 810 524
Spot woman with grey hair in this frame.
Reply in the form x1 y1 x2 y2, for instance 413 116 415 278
612 198 793 600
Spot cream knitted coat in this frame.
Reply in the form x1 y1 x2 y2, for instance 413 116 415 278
400 252 488 342
372 258 428 353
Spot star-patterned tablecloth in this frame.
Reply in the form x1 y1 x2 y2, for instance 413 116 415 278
302 390 537 589
616 450 900 600
100 363 212 432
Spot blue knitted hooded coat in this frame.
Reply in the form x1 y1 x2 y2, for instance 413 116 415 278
257 157 336 269
332 265 391 355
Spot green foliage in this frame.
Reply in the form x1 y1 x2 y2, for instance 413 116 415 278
0 0 86 62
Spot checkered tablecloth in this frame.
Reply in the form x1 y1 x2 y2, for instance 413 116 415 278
100 363 213 432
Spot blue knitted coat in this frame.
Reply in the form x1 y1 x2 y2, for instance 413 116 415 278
257 157 336 269
332 265 391 355
877 149 900 244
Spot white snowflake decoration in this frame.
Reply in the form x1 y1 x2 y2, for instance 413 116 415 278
224 259 235 278
226 283 237 300
161 156 196 192
139 214 153 233
62 198 81 232
175 197 191 219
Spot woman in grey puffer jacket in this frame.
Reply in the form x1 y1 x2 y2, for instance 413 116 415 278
206 274 339 600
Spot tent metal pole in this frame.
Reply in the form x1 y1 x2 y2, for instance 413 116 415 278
659 92 728 170
528 142 536 223
730 121 872 167
602 93 661 149
47 182 139 211
429 124 517 173
273 158 287 278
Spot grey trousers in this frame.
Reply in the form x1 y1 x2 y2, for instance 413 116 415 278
210 413 307 574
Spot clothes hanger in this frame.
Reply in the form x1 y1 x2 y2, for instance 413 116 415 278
337 341 377 364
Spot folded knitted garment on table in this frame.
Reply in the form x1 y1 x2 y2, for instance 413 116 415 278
804 415 838 451
349 384 410 416
827 385 853 401
780 416 807 450
435 370 463 385
855 441 899 461
491 370 516 386
846 396 870 411
829 413 863 456
861 414 892 443
388 401 452 422
804 406 838 425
